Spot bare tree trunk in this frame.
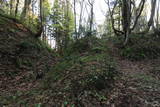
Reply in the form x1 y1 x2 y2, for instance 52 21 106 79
144 0 156 32
152 0 160 35
131 0 145 31
15 0 19 17
31 0 37 23
10 0 13 15
78 0 84 38
118 3 121 31
40 0 43 27
20 0 32 20
122 0 131 46
73 0 77 39
88 0 94 32
39 0 43 38
156 0 159 28
135 0 157 34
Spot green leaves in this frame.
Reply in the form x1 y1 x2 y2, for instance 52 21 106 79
35 103 42 107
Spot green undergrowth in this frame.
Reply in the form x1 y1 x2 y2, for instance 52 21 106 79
0 36 119 106
19 38 53 53
119 34 160 61
0 16 57 106
45 37 117 88
38 37 119 105
0 12 39 33
0 15 119 105
15 38 54 69
64 36 107 56
0 15 56 77
1 36 55 77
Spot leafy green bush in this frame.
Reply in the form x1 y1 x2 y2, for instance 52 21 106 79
16 58 33 68
91 47 106 54
19 41 38 49
19 38 53 53
64 36 106 57
76 64 117 91
70 38 90 54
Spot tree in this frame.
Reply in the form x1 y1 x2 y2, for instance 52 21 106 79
20 0 32 20
78 0 85 38
105 0 145 46
146 0 157 32
40 0 51 41
15 0 19 17
88 0 95 32
105 0 124 36
73 0 77 39
10 0 16 16
51 0 64 51
152 0 160 35
51 0 74 53
121 0 131 45
63 0 74 49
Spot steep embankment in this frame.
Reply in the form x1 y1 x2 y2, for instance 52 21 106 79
0 16 119 106
0 15 56 99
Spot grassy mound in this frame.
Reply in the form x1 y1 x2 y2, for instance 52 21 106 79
39 37 119 106
0 15 118 106
0 15 57 106
120 34 160 60
0 37 119 106
0 15 56 78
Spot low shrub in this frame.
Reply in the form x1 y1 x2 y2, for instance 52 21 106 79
120 34 160 60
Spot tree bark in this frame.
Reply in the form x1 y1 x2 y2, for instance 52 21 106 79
147 0 157 31
88 0 94 32
73 0 77 39
131 0 145 31
20 0 32 20
121 0 131 46
78 0 84 38
15 0 19 17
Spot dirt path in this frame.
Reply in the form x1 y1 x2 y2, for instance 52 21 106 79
106 44 160 107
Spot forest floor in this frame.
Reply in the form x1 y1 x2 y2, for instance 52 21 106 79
0 15 160 106
105 43 160 107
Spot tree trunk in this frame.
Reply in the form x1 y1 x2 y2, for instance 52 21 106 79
78 0 84 38
131 0 145 31
122 0 131 46
20 0 32 20
88 0 94 32
39 0 43 38
148 0 157 31
106 0 124 36
15 0 19 17
73 0 77 39
10 0 13 15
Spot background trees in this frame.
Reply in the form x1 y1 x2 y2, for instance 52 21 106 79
0 0 159 48
104 0 160 45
